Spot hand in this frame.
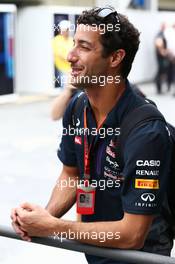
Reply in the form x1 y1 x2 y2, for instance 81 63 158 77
15 202 57 238
11 208 31 241
65 82 77 92
66 72 78 90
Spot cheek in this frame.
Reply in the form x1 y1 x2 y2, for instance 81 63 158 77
80 51 109 74
93 58 109 74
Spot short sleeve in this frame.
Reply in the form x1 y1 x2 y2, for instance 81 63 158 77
122 120 172 215
57 94 79 167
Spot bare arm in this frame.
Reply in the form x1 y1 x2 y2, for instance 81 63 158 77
51 80 78 121
155 38 168 57
15 206 154 249
51 89 73 121
49 213 153 249
45 165 79 217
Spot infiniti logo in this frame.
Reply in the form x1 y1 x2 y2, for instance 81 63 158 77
141 193 155 202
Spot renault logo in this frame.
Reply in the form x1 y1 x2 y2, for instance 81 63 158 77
141 193 155 202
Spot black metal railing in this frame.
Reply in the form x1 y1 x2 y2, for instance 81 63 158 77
0 225 175 264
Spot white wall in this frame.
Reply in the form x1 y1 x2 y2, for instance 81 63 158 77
127 11 159 83
127 11 175 83
15 6 175 93
16 7 54 93
15 6 88 94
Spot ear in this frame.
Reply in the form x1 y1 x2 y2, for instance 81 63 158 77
110 49 126 68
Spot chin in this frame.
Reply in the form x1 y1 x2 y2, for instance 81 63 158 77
70 75 89 88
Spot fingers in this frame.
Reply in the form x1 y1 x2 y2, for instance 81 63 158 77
16 215 26 230
11 203 33 222
20 202 35 211
12 221 25 236
11 208 18 222
11 208 27 235
21 234 31 242
16 207 31 219
12 220 31 242
11 205 32 242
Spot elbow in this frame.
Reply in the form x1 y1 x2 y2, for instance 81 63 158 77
51 115 59 121
51 111 61 121
130 238 144 250
117 234 145 250
126 234 145 250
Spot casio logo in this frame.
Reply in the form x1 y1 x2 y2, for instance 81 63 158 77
136 160 160 167
141 193 155 202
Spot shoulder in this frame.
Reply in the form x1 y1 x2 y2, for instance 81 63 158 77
124 120 171 155
129 119 169 141
122 120 172 176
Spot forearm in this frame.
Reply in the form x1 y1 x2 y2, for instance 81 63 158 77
53 219 123 248
51 89 72 120
51 214 153 249
45 170 78 217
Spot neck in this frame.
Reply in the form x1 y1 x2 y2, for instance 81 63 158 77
85 80 126 126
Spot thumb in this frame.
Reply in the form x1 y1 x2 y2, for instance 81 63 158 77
20 202 36 211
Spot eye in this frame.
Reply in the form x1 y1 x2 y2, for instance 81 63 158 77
80 45 90 50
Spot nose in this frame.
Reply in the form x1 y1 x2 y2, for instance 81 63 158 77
67 47 78 63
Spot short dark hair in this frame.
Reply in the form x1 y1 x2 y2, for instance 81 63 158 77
77 7 140 78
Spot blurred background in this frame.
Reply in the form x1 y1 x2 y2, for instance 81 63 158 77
0 0 175 263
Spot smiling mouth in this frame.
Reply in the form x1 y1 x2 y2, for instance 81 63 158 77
71 67 84 77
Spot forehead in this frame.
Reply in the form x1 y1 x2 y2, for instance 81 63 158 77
74 24 101 42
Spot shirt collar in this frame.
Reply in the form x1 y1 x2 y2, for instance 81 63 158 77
84 80 135 128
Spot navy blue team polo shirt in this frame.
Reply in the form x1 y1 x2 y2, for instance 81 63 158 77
58 80 173 264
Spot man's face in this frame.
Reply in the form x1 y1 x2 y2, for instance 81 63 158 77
67 24 111 88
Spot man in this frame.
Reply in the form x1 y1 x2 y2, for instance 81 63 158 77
155 22 171 94
164 23 175 95
11 7 173 264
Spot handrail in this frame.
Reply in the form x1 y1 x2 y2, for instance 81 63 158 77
0 225 175 264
